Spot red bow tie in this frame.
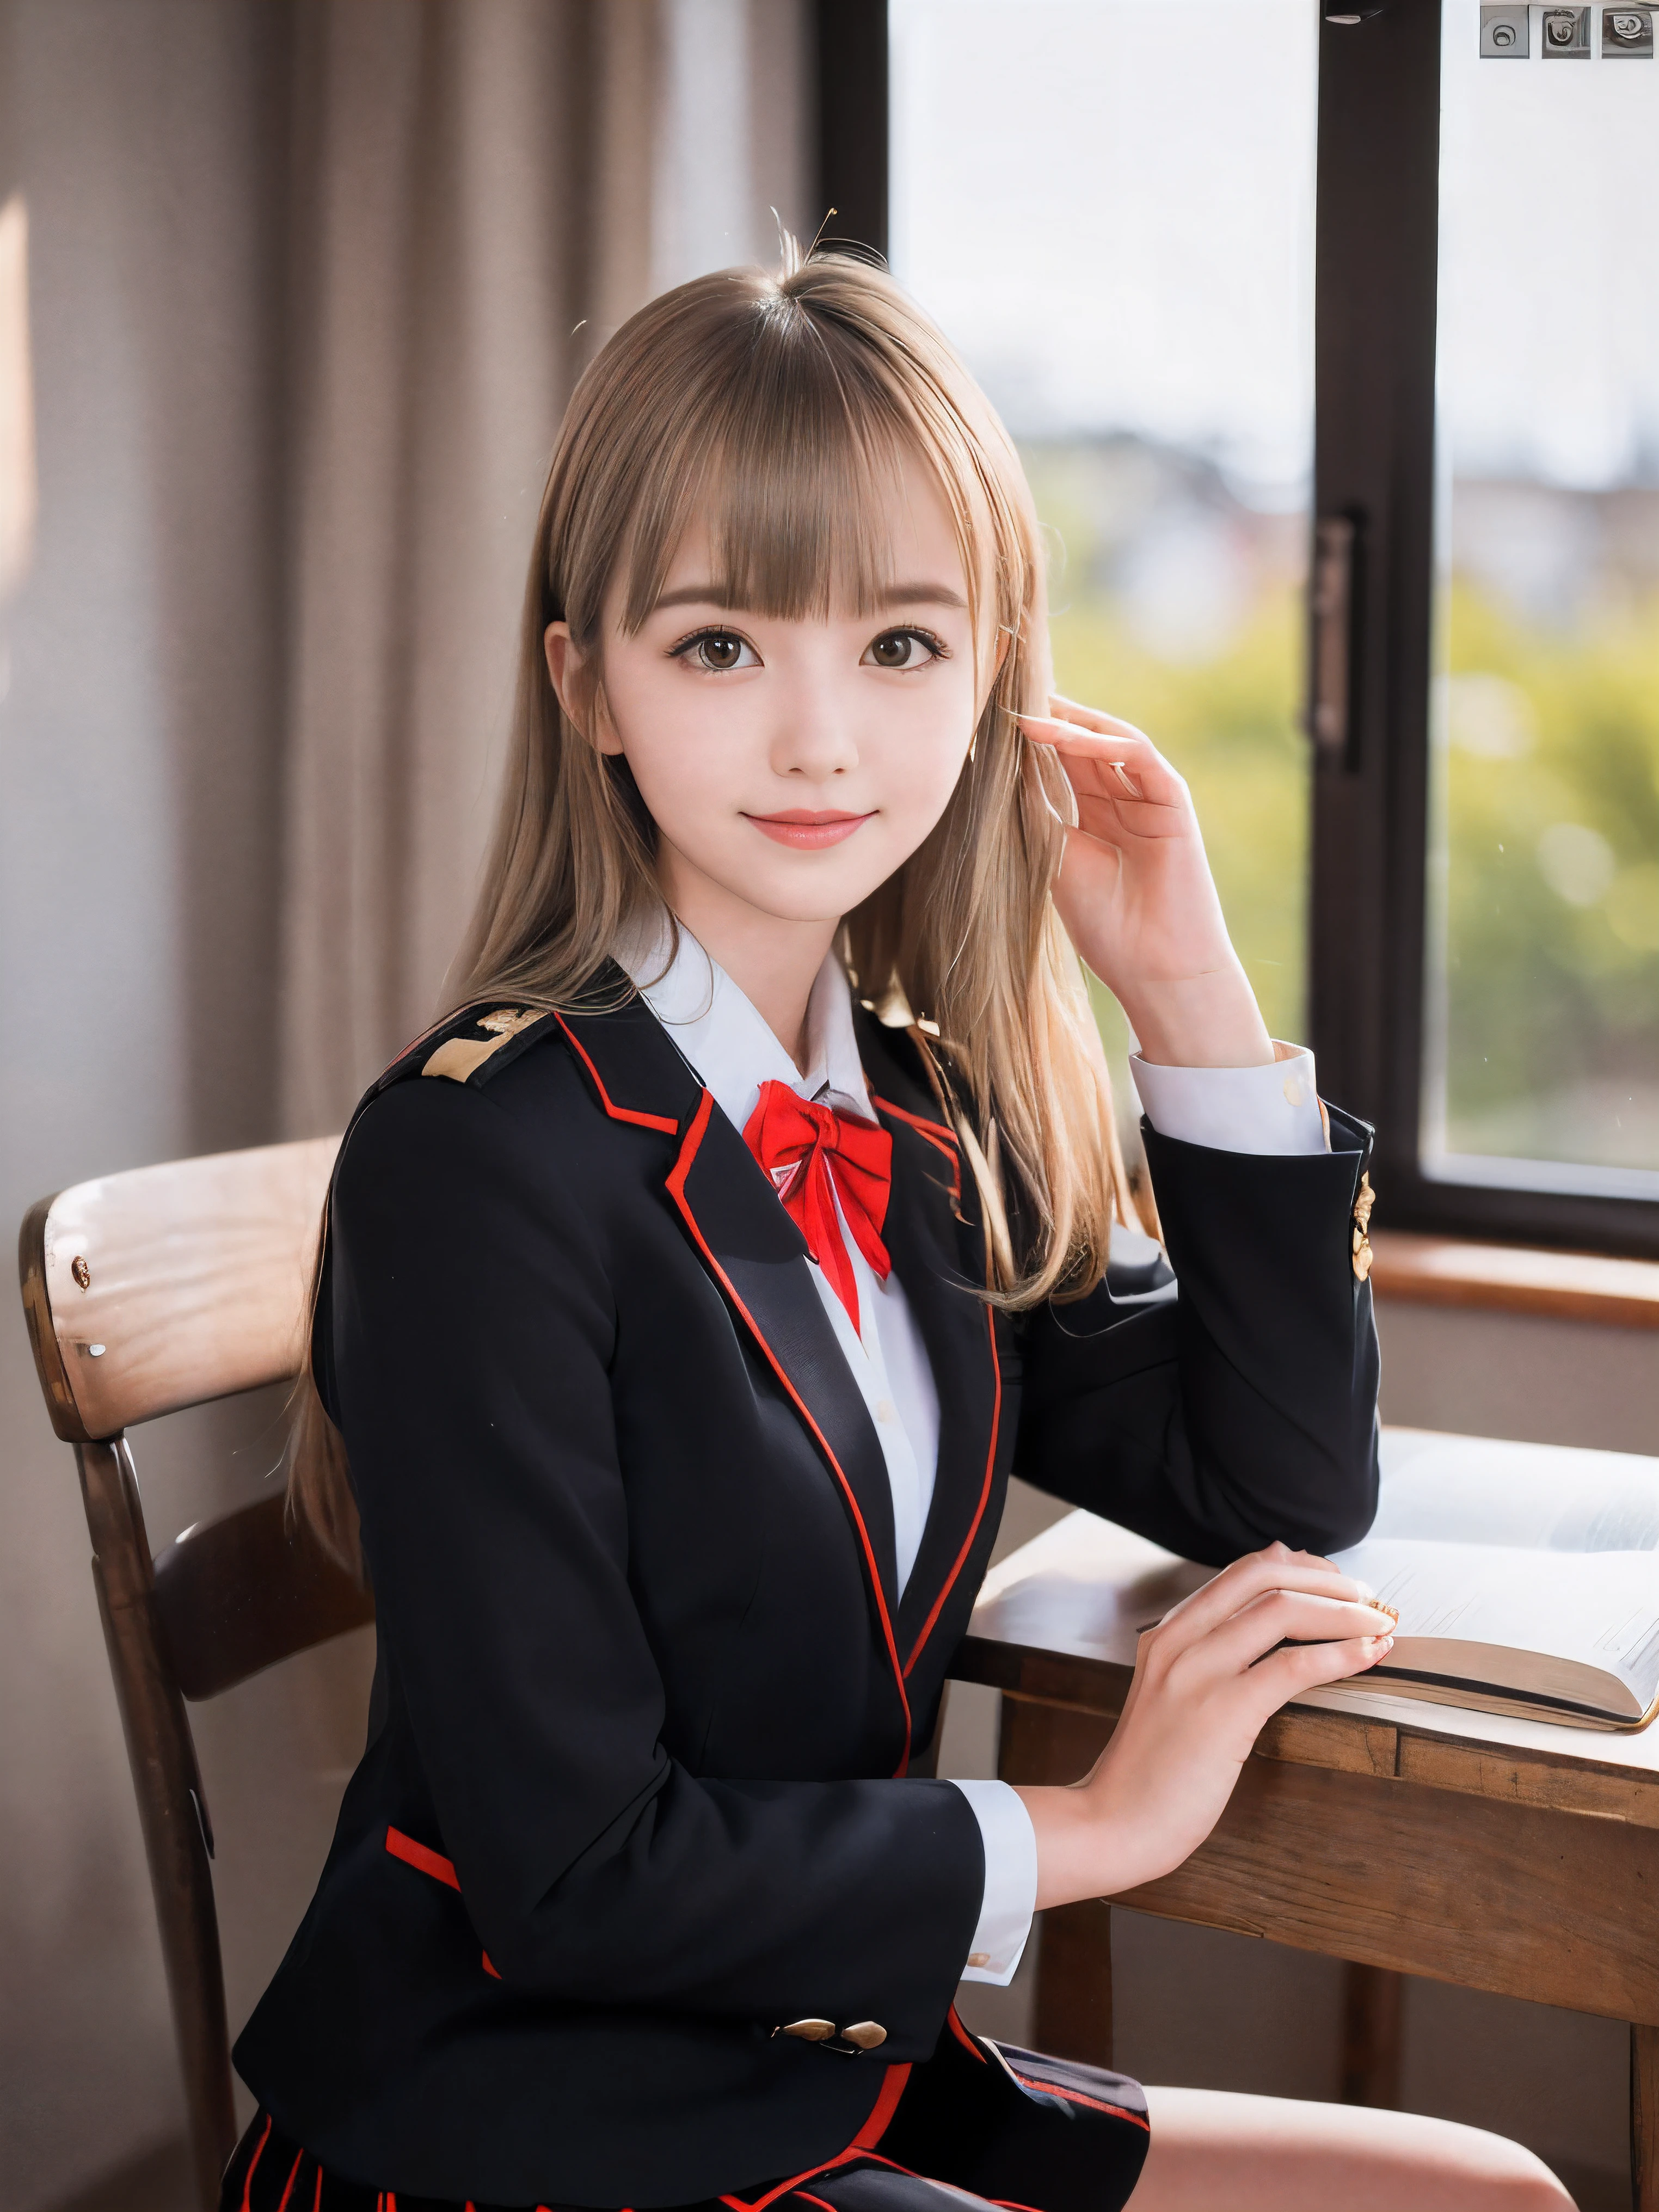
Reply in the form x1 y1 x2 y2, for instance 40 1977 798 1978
743 1080 893 1334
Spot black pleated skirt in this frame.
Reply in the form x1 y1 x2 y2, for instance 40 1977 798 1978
222 2011 1150 2212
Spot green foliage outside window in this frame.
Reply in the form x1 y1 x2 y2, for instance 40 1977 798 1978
1025 441 1659 1179
1436 584 1659 1172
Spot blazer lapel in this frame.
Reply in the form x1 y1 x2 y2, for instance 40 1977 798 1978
870 1105 1005 1680
556 983 911 1754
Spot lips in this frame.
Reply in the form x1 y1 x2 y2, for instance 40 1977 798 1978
744 809 875 850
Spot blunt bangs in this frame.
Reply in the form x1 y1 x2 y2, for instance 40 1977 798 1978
610 282 990 640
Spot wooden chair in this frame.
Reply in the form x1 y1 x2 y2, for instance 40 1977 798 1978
17 1136 373 2212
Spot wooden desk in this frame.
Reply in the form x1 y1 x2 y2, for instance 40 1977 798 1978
951 1431 1659 2205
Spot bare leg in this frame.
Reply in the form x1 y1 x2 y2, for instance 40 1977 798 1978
1127 2085 1575 2212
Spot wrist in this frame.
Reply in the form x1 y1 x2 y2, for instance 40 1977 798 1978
1115 967 1273 1070
1017 1779 1124 1912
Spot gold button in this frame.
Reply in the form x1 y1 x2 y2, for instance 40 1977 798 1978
781 2019 836 2042
1351 1170 1375 1235
840 2021 887 2050
967 1952 991 1968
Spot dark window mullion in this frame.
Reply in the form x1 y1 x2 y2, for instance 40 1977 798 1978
814 0 888 262
1310 0 1443 1151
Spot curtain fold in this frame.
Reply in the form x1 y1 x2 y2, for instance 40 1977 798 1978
276 0 663 1137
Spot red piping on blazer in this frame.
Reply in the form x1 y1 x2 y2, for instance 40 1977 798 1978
850 2060 912 2146
945 2005 987 2061
869 1093 960 1201
904 1304 1000 1678
384 1829 499 1981
554 1012 681 1134
385 1826 460 1890
667 1087 915 1775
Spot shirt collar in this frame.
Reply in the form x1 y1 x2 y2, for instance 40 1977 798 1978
615 907 873 1139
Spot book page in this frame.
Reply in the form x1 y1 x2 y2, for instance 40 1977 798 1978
1332 1535 1659 1713
1373 1431 1659 1554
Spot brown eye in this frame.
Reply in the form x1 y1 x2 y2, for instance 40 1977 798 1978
863 629 938 671
695 632 747 671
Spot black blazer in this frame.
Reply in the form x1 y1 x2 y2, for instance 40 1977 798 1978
235 978 1380 2205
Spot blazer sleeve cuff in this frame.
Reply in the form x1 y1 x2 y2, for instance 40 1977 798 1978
1130 1042 1328 1157
948 1778 1037 1987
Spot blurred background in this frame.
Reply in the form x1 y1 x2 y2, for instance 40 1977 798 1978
895 0 1658 1193
1 4 1655 2209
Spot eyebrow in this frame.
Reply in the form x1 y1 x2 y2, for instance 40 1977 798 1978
652 579 969 614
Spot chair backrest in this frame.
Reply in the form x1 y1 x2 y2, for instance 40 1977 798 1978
21 1134 340 1443
17 1135 374 2212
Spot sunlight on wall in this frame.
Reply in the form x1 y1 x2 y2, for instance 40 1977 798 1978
0 194 36 605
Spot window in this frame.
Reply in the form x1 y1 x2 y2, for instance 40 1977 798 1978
1311 0 1657 1255
887 0 1318 1151
1426 8 1659 1205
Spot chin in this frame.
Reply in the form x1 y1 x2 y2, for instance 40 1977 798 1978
710 852 892 925
738 883 868 927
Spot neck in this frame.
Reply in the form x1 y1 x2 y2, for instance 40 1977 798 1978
655 847 840 1073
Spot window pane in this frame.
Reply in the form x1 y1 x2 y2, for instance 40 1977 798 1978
1428 6 1659 1198
890 0 1318 1139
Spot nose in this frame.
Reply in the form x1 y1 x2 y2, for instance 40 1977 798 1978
767 662 859 783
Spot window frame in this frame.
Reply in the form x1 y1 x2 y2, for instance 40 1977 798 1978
851 0 1657 1259
1312 0 1657 1260
814 0 889 263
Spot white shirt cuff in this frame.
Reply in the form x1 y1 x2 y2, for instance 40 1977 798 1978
949 1778 1038 1986
1130 1041 1328 1157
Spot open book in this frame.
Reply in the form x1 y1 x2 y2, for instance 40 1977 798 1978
1329 1430 1659 1730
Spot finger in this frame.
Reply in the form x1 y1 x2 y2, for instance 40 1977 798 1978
1016 715 1159 758
1048 692 1152 743
1150 1547 1375 1651
1017 722 1173 812
1015 717 1173 783
1182 1590 1399 1682
1246 1631 1397 1716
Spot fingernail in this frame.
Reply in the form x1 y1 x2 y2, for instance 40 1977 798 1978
1353 1580 1375 1599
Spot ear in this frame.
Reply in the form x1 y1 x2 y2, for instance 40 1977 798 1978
544 622 624 756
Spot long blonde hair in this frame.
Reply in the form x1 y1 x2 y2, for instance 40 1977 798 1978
292 247 1150 1565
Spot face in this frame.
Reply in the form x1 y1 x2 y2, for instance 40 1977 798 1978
546 453 993 943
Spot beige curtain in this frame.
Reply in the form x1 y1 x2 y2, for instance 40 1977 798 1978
276 0 659 1136
276 0 812 1138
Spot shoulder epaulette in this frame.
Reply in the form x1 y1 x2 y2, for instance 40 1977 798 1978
374 1002 561 1096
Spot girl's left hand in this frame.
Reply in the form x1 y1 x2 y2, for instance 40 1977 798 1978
1019 693 1275 1070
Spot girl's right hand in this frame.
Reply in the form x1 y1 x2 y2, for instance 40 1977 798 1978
1016 1543 1397 1909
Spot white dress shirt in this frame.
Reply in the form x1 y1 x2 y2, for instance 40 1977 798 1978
619 915 1328 1987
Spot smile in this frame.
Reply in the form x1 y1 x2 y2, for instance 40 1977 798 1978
743 810 876 849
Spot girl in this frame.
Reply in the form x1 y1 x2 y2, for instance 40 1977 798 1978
228 250 1571 2212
